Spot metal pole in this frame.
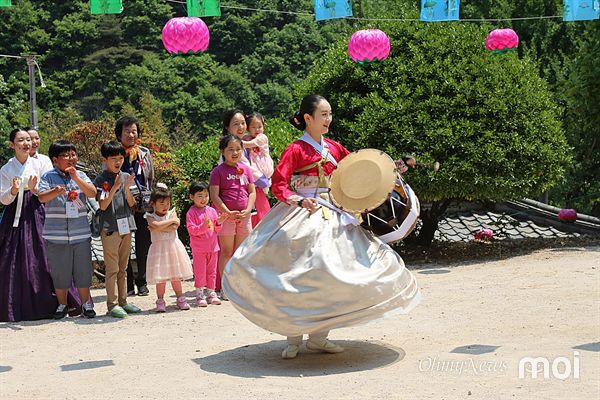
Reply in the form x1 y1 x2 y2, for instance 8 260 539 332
24 55 38 129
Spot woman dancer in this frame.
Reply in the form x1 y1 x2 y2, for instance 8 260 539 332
222 95 421 359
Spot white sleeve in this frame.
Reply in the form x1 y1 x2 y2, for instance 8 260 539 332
0 166 16 206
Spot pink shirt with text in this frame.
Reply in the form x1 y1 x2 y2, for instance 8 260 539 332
209 163 254 211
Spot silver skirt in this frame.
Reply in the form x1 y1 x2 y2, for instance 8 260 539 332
222 202 421 337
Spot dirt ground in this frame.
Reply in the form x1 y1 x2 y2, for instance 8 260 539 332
1 245 599 400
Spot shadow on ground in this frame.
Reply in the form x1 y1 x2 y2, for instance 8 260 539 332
193 340 404 378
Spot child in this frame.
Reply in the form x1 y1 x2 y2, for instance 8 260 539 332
186 181 227 307
209 134 256 300
145 183 193 312
242 113 274 227
38 140 97 319
93 141 141 318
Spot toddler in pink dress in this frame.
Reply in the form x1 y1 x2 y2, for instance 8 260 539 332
145 184 193 312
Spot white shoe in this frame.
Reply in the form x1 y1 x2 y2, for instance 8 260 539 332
219 290 229 301
306 339 344 353
281 345 300 359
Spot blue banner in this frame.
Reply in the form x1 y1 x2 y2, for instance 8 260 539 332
563 0 600 21
314 0 353 22
420 0 460 22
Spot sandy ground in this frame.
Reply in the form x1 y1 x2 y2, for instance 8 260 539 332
1 246 599 400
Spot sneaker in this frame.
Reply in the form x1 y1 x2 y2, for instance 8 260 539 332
137 285 149 296
306 339 344 353
281 345 300 359
219 290 229 301
155 299 166 313
82 303 96 318
127 289 136 297
207 291 221 305
122 303 141 314
176 295 190 310
53 304 69 320
196 296 208 307
109 305 127 318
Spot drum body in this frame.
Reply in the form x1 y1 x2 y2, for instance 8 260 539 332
328 148 420 244
360 177 420 244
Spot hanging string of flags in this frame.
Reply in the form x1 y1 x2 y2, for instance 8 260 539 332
0 1 596 61
2 1 597 22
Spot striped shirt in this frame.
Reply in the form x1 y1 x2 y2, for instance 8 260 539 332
39 168 93 244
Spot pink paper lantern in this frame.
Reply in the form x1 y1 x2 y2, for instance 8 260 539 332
474 228 493 242
558 208 577 222
162 17 210 55
348 29 390 64
485 28 519 54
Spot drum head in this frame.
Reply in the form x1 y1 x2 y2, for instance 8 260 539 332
330 149 397 213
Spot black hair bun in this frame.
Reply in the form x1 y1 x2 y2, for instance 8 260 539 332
289 111 306 131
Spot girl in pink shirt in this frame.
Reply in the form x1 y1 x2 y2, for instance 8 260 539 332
186 181 227 307
209 134 256 299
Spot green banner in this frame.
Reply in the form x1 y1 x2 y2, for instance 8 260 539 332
187 0 221 17
0 0 12 7
90 0 123 15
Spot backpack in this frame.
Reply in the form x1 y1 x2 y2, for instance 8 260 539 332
88 198 102 238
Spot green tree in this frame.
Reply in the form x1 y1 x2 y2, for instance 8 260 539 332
0 74 27 164
554 24 600 217
298 21 570 245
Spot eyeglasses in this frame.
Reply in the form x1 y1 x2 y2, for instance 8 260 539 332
58 153 78 160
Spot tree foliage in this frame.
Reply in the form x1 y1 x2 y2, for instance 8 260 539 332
0 0 348 132
0 0 597 224
554 23 600 216
298 21 570 244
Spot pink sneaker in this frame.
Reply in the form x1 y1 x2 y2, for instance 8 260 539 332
196 295 208 307
176 295 190 310
207 291 221 305
155 299 166 313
